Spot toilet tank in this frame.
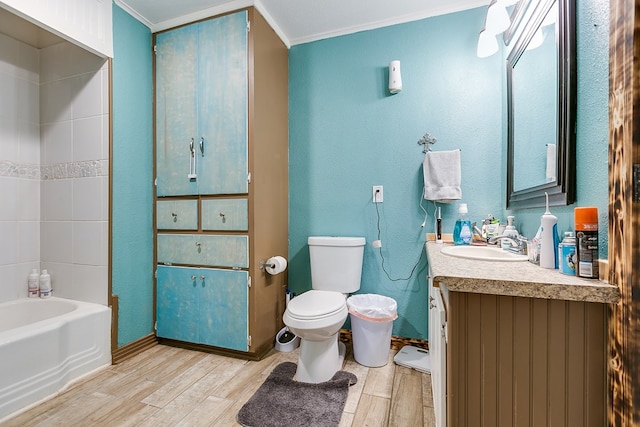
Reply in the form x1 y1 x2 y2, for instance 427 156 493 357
308 236 365 293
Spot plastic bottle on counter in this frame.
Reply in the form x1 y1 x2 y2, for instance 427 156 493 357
28 269 39 298
558 231 577 275
575 207 599 279
39 269 52 298
539 192 559 269
453 203 472 246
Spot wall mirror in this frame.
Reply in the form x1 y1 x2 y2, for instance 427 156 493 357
506 0 576 209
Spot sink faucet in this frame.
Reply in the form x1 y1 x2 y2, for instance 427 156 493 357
488 235 527 255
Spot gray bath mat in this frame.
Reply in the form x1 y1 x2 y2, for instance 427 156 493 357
237 361 357 427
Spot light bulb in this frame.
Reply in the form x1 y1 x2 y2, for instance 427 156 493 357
477 29 499 58
485 0 511 35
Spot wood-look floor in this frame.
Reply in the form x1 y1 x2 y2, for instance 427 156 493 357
1 344 435 426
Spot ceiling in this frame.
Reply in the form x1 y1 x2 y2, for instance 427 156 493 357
116 0 490 46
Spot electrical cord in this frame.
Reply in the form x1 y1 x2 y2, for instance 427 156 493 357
374 194 426 282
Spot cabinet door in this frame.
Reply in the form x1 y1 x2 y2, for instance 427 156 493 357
156 266 199 342
197 12 248 195
199 268 248 351
155 23 199 196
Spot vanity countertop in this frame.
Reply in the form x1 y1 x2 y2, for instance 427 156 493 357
426 241 619 304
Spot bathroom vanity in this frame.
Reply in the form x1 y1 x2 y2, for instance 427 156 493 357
426 241 619 427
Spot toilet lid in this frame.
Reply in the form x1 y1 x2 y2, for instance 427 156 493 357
287 290 346 320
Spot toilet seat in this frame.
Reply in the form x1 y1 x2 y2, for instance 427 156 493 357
286 290 345 320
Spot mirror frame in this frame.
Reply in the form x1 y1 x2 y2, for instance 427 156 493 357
506 0 576 209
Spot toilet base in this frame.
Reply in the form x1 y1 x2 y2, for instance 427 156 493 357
295 335 344 383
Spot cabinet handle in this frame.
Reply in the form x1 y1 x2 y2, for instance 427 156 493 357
191 275 196 280
200 137 205 157
219 212 226 223
171 212 178 222
188 137 197 179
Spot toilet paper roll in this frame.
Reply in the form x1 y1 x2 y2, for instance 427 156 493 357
265 256 287 275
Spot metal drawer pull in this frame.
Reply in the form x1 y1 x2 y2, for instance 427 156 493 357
200 275 206 287
171 212 177 222
188 137 197 179
191 275 196 280
200 137 205 156
219 212 226 223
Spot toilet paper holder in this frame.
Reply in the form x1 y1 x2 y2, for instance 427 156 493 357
260 256 288 275
259 260 276 270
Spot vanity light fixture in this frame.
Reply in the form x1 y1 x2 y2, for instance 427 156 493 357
477 27 499 58
485 0 510 34
477 0 511 58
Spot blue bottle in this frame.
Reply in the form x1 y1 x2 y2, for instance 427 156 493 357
453 203 472 245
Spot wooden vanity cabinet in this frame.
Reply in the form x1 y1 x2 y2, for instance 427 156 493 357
440 282 607 426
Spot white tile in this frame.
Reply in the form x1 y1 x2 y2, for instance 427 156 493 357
72 221 103 266
18 179 40 221
41 121 73 164
72 72 102 119
19 122 40 164
17 221 40 263
41 261 72 299
0 34 17 76
72 264 108 305
41 180 72 221
40 79 72 124
101 113 109 160
0 177 18 220
0 264 18 303
0 115 20 162
0 221 18 265
16 78 39 125
101 176 109 221
72 177 102 220
40 221 72 263
101 68 109 115
0 73 18 120
100 221 108 266
16 42 39 84
73 116 102 161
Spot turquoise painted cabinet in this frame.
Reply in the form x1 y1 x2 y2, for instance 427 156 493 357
156 265 249 351
155 11 248 197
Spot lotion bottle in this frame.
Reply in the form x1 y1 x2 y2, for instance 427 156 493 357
28 269 39 298
39 269 52 298
539 193 559 269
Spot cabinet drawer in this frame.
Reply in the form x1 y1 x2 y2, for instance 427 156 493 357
157 234 248 268
202 199 248 231
157 200 198 230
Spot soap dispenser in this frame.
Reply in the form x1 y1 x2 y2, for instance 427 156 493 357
539 193 559 269
453 203 472 245
501 215 519 249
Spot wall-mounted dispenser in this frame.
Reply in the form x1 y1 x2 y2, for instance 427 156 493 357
389 60 402 94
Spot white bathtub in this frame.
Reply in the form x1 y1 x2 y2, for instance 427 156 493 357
0 297 111 421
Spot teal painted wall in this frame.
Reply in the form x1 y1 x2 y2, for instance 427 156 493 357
111 4 154 346
289 0 609 340
289 8 504 340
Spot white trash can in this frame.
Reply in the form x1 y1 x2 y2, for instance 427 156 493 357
347 294 398 367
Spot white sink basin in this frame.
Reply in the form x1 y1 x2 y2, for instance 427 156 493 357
440 245 528 262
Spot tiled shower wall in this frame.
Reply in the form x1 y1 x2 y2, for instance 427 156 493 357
0 34 109 305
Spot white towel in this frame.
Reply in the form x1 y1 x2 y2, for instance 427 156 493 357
545 143 556 182
422 149 462 203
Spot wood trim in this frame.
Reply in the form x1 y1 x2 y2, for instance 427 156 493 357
111 333 158 364
110 294 118 352
608 0 640 424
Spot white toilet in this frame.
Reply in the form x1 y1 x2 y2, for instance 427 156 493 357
283 236 365 383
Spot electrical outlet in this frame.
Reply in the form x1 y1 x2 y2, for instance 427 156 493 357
372 185 383 203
